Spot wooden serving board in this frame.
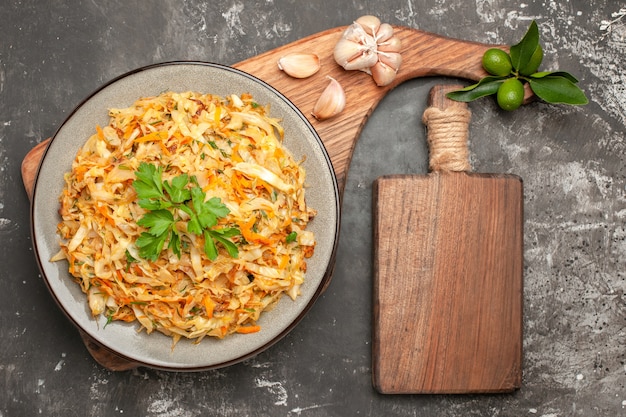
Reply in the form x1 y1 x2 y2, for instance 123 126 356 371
372 86 523 393
21 25 517 375
373 173 523 393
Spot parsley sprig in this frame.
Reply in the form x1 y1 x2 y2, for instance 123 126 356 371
132 162 240 261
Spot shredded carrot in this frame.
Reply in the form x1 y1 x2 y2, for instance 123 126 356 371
96 125 105 140
133 130 168 143
238 217 272 245
202 295 215 319
73 165 89 183
236 325 261 334
214 105 222 124
96 205 116 227
158 140 171 156
279 254 290 270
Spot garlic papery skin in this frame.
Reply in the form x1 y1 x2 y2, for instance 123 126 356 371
333 15 402 86
312 76 346 121
278 52 321 79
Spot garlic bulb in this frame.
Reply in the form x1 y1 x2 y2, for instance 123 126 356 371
333 15 402 86
312 76 346 121
278 52 321 78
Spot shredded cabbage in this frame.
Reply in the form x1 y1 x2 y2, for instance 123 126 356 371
54 91 316 344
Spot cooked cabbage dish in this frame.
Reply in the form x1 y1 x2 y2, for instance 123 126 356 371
53 91 316 344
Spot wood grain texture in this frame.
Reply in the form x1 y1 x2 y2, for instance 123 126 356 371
372 173 523 393
21 25 500 200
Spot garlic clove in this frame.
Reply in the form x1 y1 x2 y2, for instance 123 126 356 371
278 52 321 79
370 61 398 87
377 36 402 53
312 76 346 121
378 51 402 71
355 15 381 36
375 23 395 43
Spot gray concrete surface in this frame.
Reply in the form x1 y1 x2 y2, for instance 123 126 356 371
1 0 624 416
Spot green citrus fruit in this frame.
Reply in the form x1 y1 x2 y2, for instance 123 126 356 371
497 78 525 111
520 44 543 75
482 48 513 76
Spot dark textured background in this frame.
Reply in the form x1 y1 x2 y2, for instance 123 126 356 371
1 1 624 416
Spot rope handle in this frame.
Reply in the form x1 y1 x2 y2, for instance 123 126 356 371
422 85 472 173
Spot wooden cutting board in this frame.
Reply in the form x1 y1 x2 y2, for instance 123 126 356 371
372 85 523 393
21 24 521 376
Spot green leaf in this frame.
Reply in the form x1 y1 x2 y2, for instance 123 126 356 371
530 71 579 83
137 198 171 211
446 77 506 102
163 174 191 204
216 236 239 258
136 231 168 261
528 76 588 105
192 190 230 229
204 197 230 218
209 230 239 258
133 181 163 200
137 209 175 236
133 162 164 199
190 188 216 229
132 163 241 262
190 186 206 215
510 20 539 72
168 229 181 258
125 250 137 271
196 211 217 230
186 214 203 235
104 311 114 328
212 227 241 238
286 231 297 243
203 230 218 260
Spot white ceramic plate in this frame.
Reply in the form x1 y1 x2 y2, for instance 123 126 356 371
31 62 340 370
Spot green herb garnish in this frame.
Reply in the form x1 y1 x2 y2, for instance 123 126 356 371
447 20 588 110
286 231 298 243
132 162 240 261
